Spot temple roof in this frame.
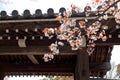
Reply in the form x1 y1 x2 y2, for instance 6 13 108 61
0 10 120 77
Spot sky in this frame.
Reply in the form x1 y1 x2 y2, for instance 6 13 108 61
111 45 120 64
0 0 92 15
0 0 120 80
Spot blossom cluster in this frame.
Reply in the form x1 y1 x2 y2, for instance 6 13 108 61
42 0 120 62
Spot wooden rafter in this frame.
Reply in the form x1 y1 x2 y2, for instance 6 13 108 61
27 55 39 64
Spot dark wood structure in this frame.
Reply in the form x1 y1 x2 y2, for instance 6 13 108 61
0 9 120 80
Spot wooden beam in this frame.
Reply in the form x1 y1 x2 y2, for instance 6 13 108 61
1 63 75 73
0 16 114 23
0 46 75 55
0 39 56 46
0 36 120 46
0 62 110 72
27 55 39 64
0 52 76 55
95 38 120 45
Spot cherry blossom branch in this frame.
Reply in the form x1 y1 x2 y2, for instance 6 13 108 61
42 0 120 62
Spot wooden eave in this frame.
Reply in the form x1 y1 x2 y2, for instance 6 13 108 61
0 13 119 77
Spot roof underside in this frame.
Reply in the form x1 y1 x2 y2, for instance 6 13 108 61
0 12 119 77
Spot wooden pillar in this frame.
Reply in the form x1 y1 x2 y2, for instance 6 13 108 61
74 48 89 80
0 73 4 80
0 67 5 80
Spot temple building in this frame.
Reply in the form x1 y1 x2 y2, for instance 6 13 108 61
0 1 120 80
